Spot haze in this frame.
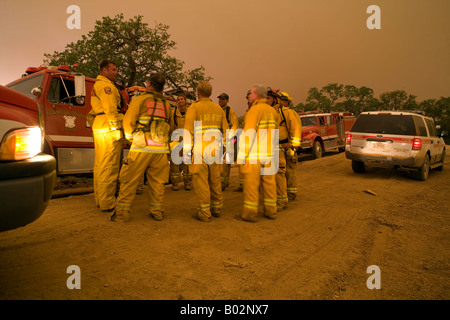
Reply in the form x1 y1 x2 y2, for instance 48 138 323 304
0 0 449 116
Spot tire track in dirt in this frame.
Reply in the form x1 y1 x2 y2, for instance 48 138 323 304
261 154 383 299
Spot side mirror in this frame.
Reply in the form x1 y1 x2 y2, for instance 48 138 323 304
74 73 86 96
74 73 86 105
31 87 42 97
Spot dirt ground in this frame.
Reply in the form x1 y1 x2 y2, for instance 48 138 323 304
0 150 449 301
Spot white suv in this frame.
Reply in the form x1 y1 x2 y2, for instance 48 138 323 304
345 111 447 180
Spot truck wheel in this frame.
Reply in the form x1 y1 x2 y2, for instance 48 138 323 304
415 154 430 181
352 160 365 173
312 141 323 159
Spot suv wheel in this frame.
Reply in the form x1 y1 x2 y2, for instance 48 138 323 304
352 160 366 173
312 140 323 159
415 154 430 181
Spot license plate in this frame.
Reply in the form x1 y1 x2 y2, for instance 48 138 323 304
371 142 385 150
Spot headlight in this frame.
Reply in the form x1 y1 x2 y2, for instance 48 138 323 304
0 127 42 161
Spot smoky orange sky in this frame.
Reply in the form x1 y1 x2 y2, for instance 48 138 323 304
0 0 449 116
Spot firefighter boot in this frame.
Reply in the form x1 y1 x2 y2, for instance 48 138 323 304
109 209 130 222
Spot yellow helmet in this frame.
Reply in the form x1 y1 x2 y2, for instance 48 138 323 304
280 92 293 102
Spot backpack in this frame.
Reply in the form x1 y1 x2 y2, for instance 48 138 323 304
135 92 170 145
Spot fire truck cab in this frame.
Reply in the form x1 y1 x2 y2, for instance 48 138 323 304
298 111 356 158
6 65 129 175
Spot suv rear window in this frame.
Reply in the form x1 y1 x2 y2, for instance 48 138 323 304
350 114 417 135
425 118 438 137
413 115 428 137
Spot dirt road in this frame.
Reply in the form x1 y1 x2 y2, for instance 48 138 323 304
1 151 449 300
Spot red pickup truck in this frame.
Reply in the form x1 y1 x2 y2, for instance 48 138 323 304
0 84 56 231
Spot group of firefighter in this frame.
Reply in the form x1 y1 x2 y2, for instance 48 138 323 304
89 59 302 223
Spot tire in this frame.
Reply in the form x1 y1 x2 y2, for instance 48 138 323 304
312 140 323 159
415 154 430 181
352 160 366 173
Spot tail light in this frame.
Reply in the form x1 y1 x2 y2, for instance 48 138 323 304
412 138 422 150
346 134 352 145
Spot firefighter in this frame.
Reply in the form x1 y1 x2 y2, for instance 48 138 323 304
236 84 280 222
90 59 124 212
279 92 302 201
266 88 288 211
110 72 174 222
184 81 228 222
169 93 192 191
217 93 239 191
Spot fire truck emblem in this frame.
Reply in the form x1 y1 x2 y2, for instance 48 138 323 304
63 115 76 131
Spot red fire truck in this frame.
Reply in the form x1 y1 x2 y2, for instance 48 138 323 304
5 65 130 175
298 111 356 158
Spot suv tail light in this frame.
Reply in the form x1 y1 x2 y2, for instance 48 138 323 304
412 138 422 150
346 134 352 145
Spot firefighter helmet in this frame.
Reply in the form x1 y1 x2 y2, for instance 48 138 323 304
280 92 293 102
267 87 280 98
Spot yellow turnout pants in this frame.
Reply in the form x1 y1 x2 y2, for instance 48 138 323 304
93 130 123 211
192 162 223 220
169 161 192 188
242 162 277 221
275 147 288 209
286 152 298 200
116 151 169 221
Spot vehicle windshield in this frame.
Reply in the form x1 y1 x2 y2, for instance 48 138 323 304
301 116 316 126
6 74 44 99
350 114 417 135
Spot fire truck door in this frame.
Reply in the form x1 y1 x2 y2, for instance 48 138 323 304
44 75 94 148
326 115 337 137
317 116 330 140
43 75 97 174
